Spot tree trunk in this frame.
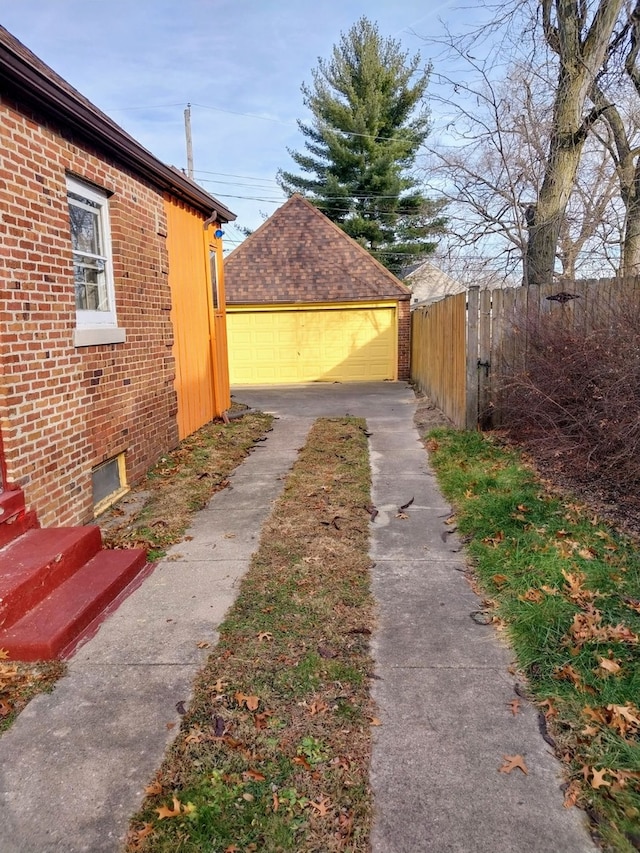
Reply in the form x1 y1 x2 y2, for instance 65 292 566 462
622 170 640 273
526 0 625 286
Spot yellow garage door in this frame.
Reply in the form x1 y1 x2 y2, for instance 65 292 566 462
227 302 398 385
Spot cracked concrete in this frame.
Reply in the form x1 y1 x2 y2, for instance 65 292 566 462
0 382 596 852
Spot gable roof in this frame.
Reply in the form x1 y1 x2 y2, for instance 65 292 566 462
224 194 410 304
0 25 235 222
401 259 464 304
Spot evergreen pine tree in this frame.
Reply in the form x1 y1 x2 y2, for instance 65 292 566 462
278 17 445 273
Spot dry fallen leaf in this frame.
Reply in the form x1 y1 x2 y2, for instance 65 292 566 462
539 698 558 720
127 822 154 851
144 780 163 796
591 768 612 789
184 728 205 745
235 692 260 711
310 795 332 816
257 631 273 642
156 796 185 820
293 755 312 770
0 649 9 660
370 716 382 726
499 755 529 775
597 657 621 676
519 588 544 603
196 640 210 649
254 711 272 730
507 698 521 717
563 780 581 809
553 663 583 688
272 792 280 812
243 769 266 782
492 574 509 588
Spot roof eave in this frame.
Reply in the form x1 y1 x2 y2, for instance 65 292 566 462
0 44 236 222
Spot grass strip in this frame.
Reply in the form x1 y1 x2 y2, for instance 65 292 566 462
426 428 640 853
103 410 274 559
126 417 375 853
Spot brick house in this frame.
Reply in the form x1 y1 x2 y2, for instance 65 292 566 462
224 194 411 385
0 26 237 659
0 25 235 529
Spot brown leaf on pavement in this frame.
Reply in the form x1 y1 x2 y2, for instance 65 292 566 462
499 755 529 775
507 698 521 716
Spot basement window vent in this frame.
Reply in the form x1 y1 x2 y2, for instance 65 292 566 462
92 454 128 516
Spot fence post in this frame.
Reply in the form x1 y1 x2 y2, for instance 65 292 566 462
466 286 480 430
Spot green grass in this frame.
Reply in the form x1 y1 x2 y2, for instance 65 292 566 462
126 418 375 853
427 428 640 852
102 411 274 557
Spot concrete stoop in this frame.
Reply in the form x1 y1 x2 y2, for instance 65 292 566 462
0 488 147 661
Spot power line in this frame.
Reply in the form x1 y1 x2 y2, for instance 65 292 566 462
105 100 420 144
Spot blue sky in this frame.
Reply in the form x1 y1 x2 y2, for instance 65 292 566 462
0 0 467 251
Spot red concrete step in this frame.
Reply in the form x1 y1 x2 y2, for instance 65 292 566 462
0 487 28 521
0 508 39 550
0 526 102 629
0 547 147 660
0 486 39 549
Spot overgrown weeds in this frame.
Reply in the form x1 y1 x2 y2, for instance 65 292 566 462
500 289 640 503
427 427 640 853
126 417 375 853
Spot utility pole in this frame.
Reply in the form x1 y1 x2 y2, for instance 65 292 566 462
184 103 194 180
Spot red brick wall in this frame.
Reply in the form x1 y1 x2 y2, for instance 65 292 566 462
0 96 178 527
397 299 411 381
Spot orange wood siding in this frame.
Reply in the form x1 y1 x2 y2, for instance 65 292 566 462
164 197 230 439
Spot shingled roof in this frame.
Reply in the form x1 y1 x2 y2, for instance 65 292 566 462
224 194 411 304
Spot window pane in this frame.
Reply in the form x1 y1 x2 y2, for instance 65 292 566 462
69 202 102 255
74 256 108 310
92 457 122 506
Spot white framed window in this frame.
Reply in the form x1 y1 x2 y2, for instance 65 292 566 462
66 175 125 346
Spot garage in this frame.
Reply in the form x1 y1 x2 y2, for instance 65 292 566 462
227 301 398 384
224 194 411 386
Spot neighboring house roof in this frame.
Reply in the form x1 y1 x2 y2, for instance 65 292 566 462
400 259 464 305
0 25 235 222
225 194 410 304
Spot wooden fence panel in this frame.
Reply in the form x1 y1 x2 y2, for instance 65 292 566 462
410 276 640 431
410 291 467 427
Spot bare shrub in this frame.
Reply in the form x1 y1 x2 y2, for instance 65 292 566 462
500 289 640 498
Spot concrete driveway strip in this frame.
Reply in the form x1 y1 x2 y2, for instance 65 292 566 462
0 382 597 852
233 383 597 853
0 412 313 853
363 386 596 853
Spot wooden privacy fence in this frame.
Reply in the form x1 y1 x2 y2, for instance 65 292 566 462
411 277 640 429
